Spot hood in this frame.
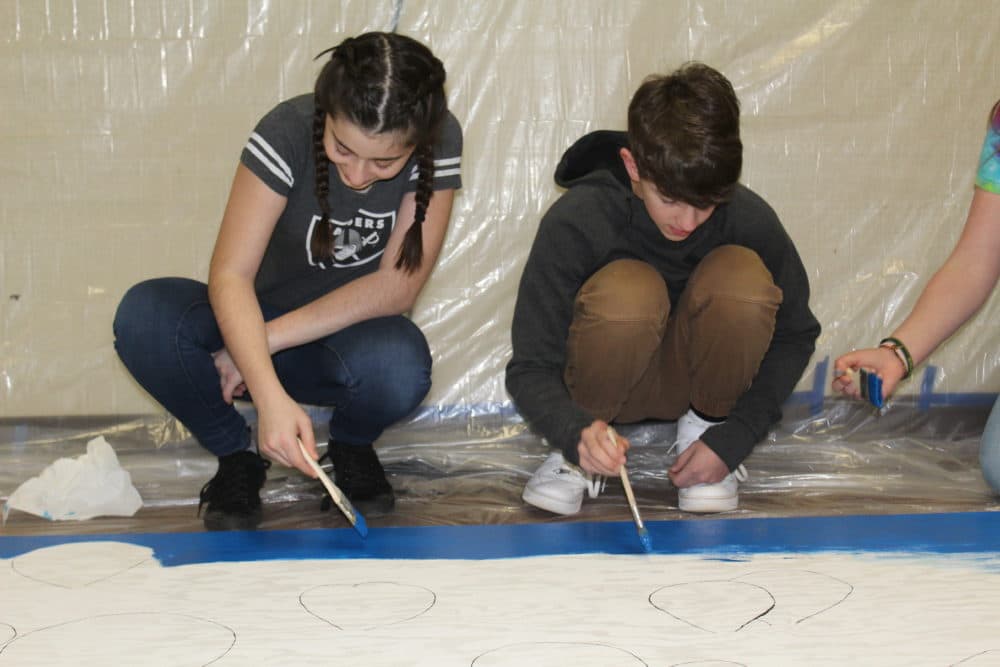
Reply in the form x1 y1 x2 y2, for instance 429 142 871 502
554 130 631 189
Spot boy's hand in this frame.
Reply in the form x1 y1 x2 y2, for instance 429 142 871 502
577 420 628 477
669 440 728 488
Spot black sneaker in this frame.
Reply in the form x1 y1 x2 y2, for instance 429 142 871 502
319 441 395 515
198 450 271 531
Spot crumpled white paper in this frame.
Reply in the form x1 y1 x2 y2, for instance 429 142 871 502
2 436 143 522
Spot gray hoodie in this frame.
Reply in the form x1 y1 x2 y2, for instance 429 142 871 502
505 131 821 469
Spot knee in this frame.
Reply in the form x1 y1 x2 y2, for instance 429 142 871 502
114 281 151 338
365 318 432 413
389 318 432 380
687 246 783 308
114 278 208 353
576 259 669 323
114 280 164 346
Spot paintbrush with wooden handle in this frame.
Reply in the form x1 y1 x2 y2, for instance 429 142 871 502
608 427 652 553
298 439 368 538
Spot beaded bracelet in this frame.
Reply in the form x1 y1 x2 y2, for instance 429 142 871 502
879 336 914 379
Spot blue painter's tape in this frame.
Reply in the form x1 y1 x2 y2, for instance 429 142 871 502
918 365 997 410
920 365 938 412
1 512 999 566
809 356 829 416
242 363 995 430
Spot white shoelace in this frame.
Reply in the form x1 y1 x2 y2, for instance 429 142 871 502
585 474 606 499
552 459 606 498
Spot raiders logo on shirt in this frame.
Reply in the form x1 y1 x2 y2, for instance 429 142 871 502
306 209 396 268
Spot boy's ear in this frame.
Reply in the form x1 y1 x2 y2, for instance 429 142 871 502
620 147 640 183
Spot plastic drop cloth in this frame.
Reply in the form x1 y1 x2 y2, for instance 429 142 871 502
1 399 996 536
1 1 998 535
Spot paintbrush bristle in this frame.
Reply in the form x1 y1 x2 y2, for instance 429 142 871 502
638 529 653 553
353 511 369 538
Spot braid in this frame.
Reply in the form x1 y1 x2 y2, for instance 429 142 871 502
310 103 333 264
395 143 435 273
312 32 449 272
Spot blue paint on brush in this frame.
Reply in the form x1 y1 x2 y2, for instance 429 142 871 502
352 511 368 538
638 529 653 553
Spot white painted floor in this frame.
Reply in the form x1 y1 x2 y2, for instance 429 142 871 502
2 541 999 666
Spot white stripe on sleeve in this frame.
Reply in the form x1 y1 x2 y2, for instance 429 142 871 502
246 133 294 188
409 158 462 181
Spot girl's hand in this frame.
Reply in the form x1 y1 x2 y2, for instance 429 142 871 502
212 347 247 404
256 394 319 477
832 347 907 402
577 420 628 477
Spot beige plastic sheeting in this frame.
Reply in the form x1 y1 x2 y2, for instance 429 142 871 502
1 0 997 420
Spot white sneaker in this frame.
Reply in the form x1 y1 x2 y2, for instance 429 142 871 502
522 451 605 515
672 410 748 513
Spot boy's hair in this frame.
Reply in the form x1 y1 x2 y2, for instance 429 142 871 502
311 32 448 273
627 62 742 209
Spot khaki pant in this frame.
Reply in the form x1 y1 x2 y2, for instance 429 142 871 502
563 245 783 423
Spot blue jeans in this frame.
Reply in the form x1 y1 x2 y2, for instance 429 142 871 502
113 278 432 457
981 394 1000 494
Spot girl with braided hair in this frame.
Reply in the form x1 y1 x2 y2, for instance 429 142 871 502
113 32 463 530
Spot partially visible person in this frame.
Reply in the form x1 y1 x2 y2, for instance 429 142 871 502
114 32 462 530
833 99 1000 493
506 63 821 515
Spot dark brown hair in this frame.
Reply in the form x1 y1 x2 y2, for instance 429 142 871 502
627 62 742 209
311 32 447 272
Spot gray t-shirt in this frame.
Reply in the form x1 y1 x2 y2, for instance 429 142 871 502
240 94 463 310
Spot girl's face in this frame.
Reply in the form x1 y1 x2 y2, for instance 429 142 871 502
324 115 415 192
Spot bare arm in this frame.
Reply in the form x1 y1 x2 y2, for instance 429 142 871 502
208 165 324 473
209 165 288 408
209 164 455 473
891 187 1000 365
834 187 1000 399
